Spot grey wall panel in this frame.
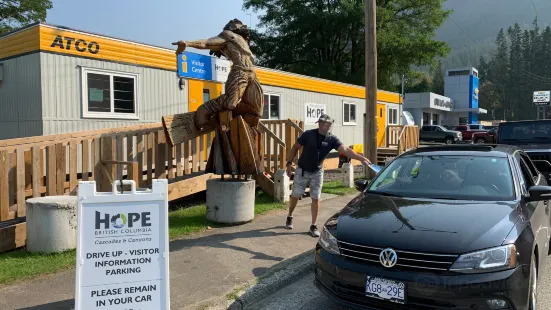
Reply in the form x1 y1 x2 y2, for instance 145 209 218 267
260 85 367 148
0 53 43 139
40 53 187 135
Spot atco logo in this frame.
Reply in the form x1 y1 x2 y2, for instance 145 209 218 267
50 35 100 54
95 211 151 230
379 248 398 268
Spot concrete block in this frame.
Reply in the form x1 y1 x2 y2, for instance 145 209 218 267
342 163 354 188
206 179 255 224
274 169 290 203
26 196 78 253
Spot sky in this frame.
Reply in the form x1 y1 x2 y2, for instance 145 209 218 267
45 0 262 54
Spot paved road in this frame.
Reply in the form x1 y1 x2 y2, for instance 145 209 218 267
253 256 551 310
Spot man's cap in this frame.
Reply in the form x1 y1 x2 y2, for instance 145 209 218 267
316 114 334 124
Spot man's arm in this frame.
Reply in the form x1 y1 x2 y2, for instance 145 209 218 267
286 142 302 166
337 144 371 165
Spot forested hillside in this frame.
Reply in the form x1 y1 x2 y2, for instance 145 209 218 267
437 0 551 70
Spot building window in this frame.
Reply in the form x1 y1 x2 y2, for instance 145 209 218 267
343 101 357 125
423 112 430 125
203 89 210 103
81 67 139 119
447 70 470 77
262 94 280 119
388 108 398 125
432 113 439 125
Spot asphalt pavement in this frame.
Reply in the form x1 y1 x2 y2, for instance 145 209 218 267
252 256 551 310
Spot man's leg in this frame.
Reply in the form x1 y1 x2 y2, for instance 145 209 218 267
308 170 324 237
286 168 307 229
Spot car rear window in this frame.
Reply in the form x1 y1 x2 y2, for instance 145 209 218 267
455 126 467 131
499 122 551 143
367 155 515 201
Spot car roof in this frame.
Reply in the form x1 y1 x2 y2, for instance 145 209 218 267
499 120 551 125
400 144 519 158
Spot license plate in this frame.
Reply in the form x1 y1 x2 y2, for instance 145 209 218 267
365 275 406 304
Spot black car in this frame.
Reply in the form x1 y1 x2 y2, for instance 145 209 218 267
314 144 551 310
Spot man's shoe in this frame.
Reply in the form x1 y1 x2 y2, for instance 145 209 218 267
310 225 320 237
285 216 293 229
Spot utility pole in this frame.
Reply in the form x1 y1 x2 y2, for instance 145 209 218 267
364 0 377 179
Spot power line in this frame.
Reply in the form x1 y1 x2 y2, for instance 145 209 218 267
448 16 478 45
529 0 540 22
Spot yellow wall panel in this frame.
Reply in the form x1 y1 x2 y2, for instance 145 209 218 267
0 27 40 60
1 23 401 104
38 25 176 70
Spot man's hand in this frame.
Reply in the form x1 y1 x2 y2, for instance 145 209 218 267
172 41 187 54
286 163 293 178
361 158 372 166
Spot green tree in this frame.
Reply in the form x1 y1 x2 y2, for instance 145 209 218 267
480 17 551 121
0 0 53 34
243 0 451 90
478 81 501 120
430 60 445 95
507 23 523 119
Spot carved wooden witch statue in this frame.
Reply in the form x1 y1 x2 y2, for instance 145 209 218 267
162 19 265 177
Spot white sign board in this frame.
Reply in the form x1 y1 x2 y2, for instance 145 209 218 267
533 91 550 103
305 103 327 124
212 58 231 83
75 180 170 310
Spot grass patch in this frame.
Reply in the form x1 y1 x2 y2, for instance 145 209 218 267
0 190 285 286
0 249 76 285
168 190 284 239
322 180 359 196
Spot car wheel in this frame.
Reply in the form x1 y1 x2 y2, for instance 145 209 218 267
475 138 485 144
529 256 538 310
445 137 453 145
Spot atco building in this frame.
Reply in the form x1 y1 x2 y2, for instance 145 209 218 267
0 22 403 148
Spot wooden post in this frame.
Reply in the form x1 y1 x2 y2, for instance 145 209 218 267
365 0 377 179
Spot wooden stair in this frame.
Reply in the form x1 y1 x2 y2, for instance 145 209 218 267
377 147 399 166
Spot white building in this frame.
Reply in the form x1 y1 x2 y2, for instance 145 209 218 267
403 67 487 126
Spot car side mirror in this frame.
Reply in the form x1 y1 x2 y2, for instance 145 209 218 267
355 179 369 192
527 185 551 201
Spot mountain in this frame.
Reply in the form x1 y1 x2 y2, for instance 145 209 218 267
435 0 551 71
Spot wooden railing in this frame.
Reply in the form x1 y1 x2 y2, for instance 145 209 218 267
397 125 420 154
258 123 286 177
0 122 216 224
260 119 304 174
0 119 303 226
386 125 402 147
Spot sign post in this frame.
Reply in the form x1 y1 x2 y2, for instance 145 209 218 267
533 91 551 107
304 103 327 124
75 179 170 310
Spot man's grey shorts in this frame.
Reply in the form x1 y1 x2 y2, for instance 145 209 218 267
292 167 324 200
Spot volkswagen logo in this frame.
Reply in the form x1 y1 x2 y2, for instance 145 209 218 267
379 248 398 268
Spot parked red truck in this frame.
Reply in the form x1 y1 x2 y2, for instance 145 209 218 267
470 127 498 144
454 124 488 141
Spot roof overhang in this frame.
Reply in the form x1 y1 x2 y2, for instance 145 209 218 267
450 108 487 114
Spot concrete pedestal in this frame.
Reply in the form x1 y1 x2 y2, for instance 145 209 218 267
342 163 354 188
274 169 291 203
206 179 255 224
26 196 78 253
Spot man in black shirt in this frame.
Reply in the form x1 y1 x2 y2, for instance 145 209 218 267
285 114 371 237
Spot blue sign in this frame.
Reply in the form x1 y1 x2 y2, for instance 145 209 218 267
468 73 479 124
177 52 212 80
